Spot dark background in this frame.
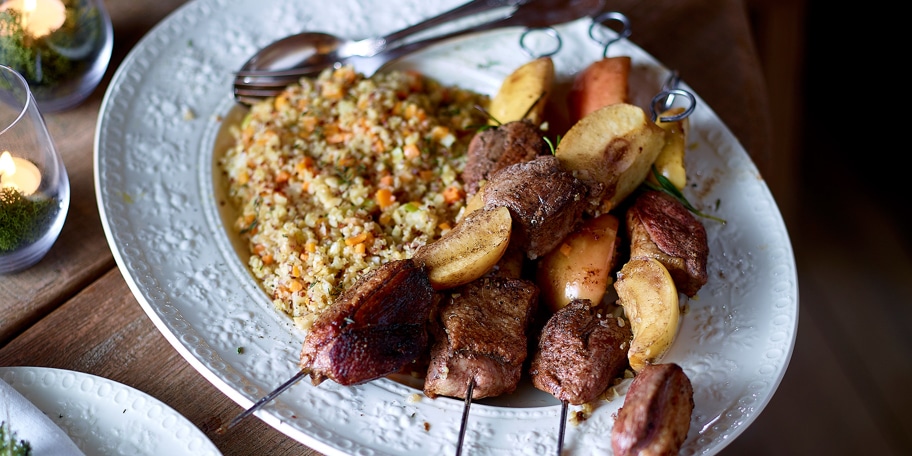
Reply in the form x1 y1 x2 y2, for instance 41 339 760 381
720 1 911 455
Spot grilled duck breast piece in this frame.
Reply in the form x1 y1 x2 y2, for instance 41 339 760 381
462 120 548 196
626 190 708 297
611 362 694 456
424 277 538 399
482 155 590 260
300 259 436 386
530 299 632 405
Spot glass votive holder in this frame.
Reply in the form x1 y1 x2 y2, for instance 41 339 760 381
0 0 113 112
0 64 69 274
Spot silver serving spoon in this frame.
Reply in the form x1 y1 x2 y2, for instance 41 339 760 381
236 0 525 83
234 0 606 104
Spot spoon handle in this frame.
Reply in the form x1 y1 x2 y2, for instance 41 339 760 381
381 0 527 48
371 0 604 69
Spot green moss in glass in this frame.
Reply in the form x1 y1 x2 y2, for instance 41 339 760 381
0 187 59 253
0 1 102 89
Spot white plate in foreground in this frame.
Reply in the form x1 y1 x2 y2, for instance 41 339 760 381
0 366 220 455
95 0 798 454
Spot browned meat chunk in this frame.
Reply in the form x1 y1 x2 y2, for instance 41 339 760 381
482 155 590 260
424 277 538 399
299 259 436 386
530 299 632 405
626 190 708 297
462 120 548 196
611 363 694 456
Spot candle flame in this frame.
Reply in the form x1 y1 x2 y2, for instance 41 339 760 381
24 0 36 13
0 151 16 177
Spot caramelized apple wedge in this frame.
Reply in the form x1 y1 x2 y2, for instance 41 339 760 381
648 106 690 190
413 206 511 290
555 103 666 212
487 57 554 126
536 213 621 312
614 257 680 372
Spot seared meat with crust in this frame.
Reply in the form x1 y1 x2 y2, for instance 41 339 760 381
462 120 548 196
530 299 632 405
611 363 694 456
300 259 436 386
626 190 708 297
482 155 590 260
424 277 538 399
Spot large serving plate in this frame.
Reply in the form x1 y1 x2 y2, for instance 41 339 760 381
94 0 798 454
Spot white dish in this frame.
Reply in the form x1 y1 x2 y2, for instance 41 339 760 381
94 0 799 455
0 366 220 456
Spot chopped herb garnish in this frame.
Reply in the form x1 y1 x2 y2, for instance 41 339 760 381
0 421 32 456
644 166 727 224
236 347 244 354
239 218 258 234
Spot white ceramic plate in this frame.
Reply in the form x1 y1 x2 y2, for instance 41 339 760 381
94 0 799 455
0 366 220 455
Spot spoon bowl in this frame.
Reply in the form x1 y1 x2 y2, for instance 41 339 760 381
242 32 344 73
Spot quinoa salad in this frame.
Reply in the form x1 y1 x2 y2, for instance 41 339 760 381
219 66 490 330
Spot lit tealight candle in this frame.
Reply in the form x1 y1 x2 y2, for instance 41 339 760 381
0 0 66 38
0 150 41 196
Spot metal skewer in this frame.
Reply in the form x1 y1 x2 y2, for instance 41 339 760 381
557 400 568 455
216 368 311 434
455 378 475 456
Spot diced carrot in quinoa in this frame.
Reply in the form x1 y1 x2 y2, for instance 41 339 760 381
443 186 464 204
403 143 421 159
380 175 394 187
288 279 304 292
375 188 395 209
274 94 290 110
420 170 435 181
345 232 372 246
430 125 450 142
321 82 343 100
276 170 291 184
299 116 318 134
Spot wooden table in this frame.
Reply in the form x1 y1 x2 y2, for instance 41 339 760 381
0 1 774 454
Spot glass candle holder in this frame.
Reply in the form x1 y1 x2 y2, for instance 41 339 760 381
0 0 113 112
0 64 69 274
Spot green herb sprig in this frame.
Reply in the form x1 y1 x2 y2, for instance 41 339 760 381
543 135 561 154
643 166 726 224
